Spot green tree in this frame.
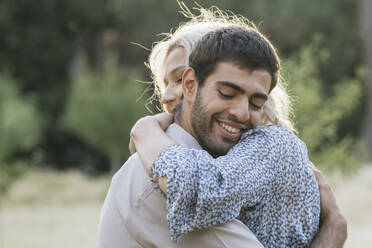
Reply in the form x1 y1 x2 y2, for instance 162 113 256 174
359 0 372 153
0 74 42 194
0 0 122 171
284 41 362 171
0 0 366 172
61 55 148 173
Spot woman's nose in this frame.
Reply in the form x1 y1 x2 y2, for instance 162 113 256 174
161 86 177 104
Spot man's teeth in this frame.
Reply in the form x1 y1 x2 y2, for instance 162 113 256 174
220 123 240 134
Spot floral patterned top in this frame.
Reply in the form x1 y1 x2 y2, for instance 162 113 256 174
152 125 320 247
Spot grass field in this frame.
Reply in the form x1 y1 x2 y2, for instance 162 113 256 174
1 166 371 248
1 170 110 248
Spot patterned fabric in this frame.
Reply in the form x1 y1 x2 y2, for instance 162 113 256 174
152 125 320 247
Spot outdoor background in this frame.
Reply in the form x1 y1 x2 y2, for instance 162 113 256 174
1 0 372 247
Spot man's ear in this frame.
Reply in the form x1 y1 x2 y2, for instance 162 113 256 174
182 67 198 103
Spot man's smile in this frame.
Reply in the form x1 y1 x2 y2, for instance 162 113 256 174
220 122 240 133
216 119 247 141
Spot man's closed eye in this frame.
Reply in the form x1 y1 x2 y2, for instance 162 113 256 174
218 89 235 99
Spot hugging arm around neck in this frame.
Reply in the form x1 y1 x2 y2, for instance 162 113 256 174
130 114 176 181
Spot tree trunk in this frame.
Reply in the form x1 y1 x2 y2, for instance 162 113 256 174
359 0 372 152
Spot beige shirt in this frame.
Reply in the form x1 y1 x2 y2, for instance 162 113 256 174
97 124 263 248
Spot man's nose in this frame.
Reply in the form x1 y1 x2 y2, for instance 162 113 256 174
161 86 177 104
230 100 250 123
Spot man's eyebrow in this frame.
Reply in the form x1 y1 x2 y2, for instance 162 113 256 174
216 81 245 93
216 81 268 100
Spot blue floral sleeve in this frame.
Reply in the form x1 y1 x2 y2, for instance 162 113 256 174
152 125 320 245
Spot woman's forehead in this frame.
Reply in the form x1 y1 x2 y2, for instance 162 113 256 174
165 47 188 71
163 47 188 81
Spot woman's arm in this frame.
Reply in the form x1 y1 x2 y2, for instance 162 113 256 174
131 116 344 247
131 117 279 241
310 166 347 248
149 125 312 241
130 113 175 179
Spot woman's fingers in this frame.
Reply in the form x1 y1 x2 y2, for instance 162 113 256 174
311 162 340 220
152 112 174 130
129 113 173 154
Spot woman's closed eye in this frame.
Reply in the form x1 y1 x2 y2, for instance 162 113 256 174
164 77 181 88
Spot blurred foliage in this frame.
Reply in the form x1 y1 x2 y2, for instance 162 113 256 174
0 0 367 177
61 55 149 172
0 0 120 173
284 40 363 171
0 74 42 194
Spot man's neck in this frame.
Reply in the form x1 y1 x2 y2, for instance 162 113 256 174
174 109 198 143
174 115 190 134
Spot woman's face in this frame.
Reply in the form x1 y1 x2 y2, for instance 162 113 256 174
161 47 187 113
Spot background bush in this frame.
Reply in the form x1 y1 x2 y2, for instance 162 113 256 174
0 74 42 194
61 55 148 173
283 40 363 170
0 0 370 193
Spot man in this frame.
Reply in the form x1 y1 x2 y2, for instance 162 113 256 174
97 26 347 248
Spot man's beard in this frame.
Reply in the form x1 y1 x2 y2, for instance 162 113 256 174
191 89 234 157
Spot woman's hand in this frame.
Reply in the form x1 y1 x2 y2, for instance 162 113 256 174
129 113 176 178
310 163 347 248
152 112 174 130
129 113 173 154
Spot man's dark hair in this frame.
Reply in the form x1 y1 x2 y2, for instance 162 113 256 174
189 26 280 92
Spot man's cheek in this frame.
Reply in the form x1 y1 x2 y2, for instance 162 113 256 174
252 112 262 127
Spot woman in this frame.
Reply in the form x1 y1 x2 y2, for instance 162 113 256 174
130 6 346 248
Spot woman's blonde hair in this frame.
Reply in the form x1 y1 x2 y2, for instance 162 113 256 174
148 3 295 131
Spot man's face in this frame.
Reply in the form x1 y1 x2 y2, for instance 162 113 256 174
190 61 271 157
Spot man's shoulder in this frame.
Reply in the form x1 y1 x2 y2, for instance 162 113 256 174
261 126 314 182
255 125 306 150
250 125 310 174
254 125 295 138
240 125 305 155
112 153 142 183
111 153 153 199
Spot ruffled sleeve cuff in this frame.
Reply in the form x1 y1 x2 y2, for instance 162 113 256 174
151 144 181 178
151 144 200 241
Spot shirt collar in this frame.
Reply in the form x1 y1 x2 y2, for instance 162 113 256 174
165 123 202 150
